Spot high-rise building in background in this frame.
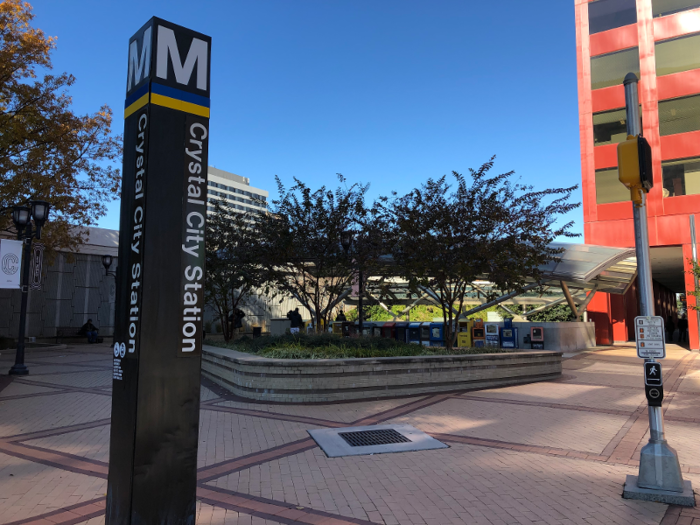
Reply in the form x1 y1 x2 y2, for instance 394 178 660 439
204 167 307 331
576 0 700 348
207 167 269 216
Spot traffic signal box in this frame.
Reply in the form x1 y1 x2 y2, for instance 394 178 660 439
618 135 653 203
472 319 486 347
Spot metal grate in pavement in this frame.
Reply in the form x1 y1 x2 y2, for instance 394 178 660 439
339 428 411 447
308 424 448 458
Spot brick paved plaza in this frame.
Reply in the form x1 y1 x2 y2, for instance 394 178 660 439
1 344 699 525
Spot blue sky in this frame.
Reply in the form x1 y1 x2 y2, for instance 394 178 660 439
31 0 584 236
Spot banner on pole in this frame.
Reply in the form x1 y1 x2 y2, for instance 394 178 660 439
30 243 44 290
0 239 23 289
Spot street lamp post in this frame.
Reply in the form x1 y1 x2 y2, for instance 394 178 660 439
9 200 50 376
341 232 363 335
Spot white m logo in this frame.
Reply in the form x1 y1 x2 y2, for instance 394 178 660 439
127 27 152 91
156 26 208 91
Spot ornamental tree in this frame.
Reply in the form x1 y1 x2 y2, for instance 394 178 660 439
254 175 373 333
205 201 266 342
377 158 579 350
0 0 121 252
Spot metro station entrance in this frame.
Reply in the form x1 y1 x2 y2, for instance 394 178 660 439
588 245 698 349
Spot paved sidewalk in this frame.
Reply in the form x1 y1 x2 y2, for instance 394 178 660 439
0 343 698 524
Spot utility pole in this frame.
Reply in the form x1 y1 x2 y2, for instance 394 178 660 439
618 73 693 506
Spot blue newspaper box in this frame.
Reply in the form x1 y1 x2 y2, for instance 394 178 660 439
429 322 444 347
408 322 421 344
362 322 375 337
499 318 519 349
395 322 409 343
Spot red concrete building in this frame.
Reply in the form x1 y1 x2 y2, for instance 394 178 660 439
575 0 700 349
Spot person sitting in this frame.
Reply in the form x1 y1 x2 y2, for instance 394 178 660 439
79 319 99 344
335 310 347 322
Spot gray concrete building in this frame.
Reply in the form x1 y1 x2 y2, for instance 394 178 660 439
0 168 295 341
0 227 118 341
207 167 268 216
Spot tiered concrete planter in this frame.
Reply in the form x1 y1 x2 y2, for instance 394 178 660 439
202 345 562 403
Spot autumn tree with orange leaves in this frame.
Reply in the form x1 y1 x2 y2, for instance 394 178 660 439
0 0 121 252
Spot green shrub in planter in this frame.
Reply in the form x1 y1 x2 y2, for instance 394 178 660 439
211 333 510 359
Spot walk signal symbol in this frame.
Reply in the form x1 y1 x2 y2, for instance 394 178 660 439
644 362 664 406
644 362 662 387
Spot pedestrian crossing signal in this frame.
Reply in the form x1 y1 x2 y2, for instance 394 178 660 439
644 362 662 387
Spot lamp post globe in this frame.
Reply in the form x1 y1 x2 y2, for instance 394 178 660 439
12 206 30 235
30 201 50 239
31 200 50 226
102 255 113 271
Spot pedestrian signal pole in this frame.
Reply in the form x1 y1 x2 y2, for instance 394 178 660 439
618 73 693 505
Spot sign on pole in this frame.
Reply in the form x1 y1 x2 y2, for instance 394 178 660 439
635 316 666 359
106 18 211 525
0 239 23 289
29 243 44 290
